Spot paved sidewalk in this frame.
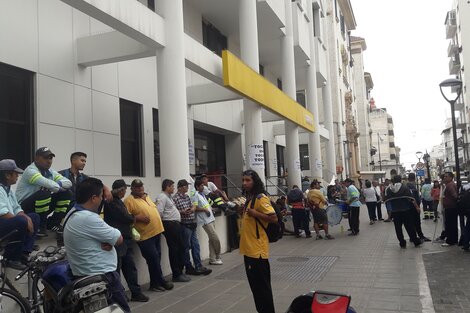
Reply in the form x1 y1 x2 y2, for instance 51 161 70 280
130 208 448 313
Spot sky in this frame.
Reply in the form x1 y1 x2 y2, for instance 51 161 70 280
351 0 452 169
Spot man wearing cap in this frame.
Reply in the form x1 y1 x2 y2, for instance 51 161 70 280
344 178 361 236
0 159 40 270
156 179 191 283
104 179 148 302
124 179 173 292
172 179 212 276
16 147 72 236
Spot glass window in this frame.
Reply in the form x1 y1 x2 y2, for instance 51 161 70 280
152 108 160 177
120 99 143 176
202 20 227 56
0 63 34 169
299 144 310 170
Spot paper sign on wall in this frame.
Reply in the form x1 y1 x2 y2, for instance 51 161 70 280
248 144 265 170
294 159 301 170
188 143 195 165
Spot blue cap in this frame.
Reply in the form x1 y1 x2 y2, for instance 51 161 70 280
0 159 24 173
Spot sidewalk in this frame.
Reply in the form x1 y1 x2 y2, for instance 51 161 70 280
130 207 450 313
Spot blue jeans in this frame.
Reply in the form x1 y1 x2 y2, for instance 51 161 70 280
181 224 202 269
0 213 39 260
136 234 166 287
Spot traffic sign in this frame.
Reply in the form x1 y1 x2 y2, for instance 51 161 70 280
416 162 425 170
416 169 425 177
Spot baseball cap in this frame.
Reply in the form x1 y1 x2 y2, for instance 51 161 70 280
131 179 144 187
177 179 189 188
112 179 130 190
35 147 55 158
0 159 24 173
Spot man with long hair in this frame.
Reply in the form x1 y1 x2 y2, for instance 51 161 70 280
240 170 277 313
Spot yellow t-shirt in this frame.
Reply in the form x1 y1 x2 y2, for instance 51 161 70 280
239 194 275 259
124 194 164 241
307 189 327 209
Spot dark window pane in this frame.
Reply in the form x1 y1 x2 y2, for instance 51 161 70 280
120 99 143 176
299 144 310 170
0 63 34 169
202 20 227 56
153 108 161 177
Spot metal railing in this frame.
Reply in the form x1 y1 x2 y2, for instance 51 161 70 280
204 174 244 198
265 176 288 197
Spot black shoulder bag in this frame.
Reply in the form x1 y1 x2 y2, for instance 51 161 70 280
251 195 281 243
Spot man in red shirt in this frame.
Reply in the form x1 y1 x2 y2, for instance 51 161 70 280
441 172 459 247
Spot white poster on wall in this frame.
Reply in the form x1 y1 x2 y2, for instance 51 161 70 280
315 159 322 170
248 144 265 170
294 159 301 170
188 143 195 165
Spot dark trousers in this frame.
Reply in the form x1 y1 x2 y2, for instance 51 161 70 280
162 221 185 278
461 216 470 249
0 213 39 260
20 190 72 229
292 209 310 236
366 202 377 221
432 200 439 219
244 256 275 313
348 206 360 234
117 239 142 297
376 202 383 220
104 271 130 313
137 234 166 287
444 207 459 245
410 207 425 238
392 210 419 246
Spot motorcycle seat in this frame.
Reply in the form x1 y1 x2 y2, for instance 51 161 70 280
57 274 108 307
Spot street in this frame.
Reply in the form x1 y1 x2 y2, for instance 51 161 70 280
129 207 468 313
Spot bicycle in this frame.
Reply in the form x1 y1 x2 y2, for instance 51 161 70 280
0 230 31 313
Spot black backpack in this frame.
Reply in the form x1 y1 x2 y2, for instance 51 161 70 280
250 195 282 243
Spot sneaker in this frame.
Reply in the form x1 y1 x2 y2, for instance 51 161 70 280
196 266 212 275
162 281 174 290
185 267 201 276
316 234 323 240
421 237 432 242
5 260 27 270
148 286 166 292
433 237 445 243
384 219 392 223
441 243 454 247
325 234 334 240
369 221 375 225
131 294 149 302
209 259 223 265
379 218 384 221
400 241 407 248
173 274 191 282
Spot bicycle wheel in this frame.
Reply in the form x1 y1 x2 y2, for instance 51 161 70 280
0 288 30 313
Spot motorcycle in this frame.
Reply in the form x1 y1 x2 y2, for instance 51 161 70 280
15 246 124 313
286 291 357 313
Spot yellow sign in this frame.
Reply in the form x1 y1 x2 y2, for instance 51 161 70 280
222 50 314 132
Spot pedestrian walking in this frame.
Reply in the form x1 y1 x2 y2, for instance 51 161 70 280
373 181 384 221
421 178 434 220
240 170 277 313
383 179 393 222
407 173 431 242
344 178 361 236
362 180 377 225
384 175 422 248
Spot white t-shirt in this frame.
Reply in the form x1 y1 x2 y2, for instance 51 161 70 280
362 187 377 203
203 181 218 196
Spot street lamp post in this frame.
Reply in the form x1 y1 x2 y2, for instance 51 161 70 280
439 78 463 189
377 133 382 171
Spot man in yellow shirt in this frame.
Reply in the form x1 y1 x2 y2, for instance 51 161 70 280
307 180 334 240
124 179 173 292
240 170 277 313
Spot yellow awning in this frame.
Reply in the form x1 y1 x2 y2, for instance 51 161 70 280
222 50 315 132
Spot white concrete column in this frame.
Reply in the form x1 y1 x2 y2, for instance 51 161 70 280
282 0 302 189
156 0 190 181
306 0 322 181
322 81 336 180
239 0 265 182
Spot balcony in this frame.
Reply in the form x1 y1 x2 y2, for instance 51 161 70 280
448 41 459 57
445 10 457 39
449 55 461 75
